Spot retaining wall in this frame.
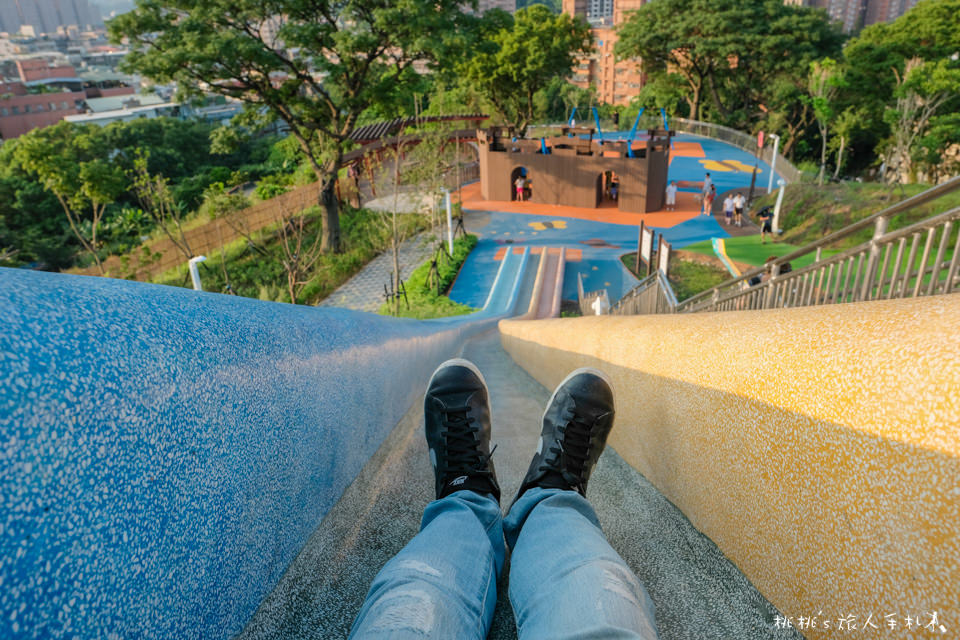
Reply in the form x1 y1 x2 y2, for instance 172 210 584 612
499 296 960 639
0 262 524 639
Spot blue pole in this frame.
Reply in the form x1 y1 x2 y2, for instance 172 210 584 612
626 107 644 158
660 108 674 149
540 138 550 154
592 106 603 144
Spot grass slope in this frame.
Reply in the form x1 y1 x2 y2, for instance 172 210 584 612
379 234 478 319
153 206 427 305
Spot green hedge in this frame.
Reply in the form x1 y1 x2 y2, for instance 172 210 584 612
380 234 478 319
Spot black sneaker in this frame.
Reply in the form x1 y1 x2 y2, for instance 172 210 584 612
424 358 500 502
513 368 615 503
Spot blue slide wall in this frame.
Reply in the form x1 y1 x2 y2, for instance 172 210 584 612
0 252 527 639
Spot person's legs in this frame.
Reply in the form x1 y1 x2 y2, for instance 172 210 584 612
505 489 658 640
349 491 504 639
505 368 659 640
350 359 505 639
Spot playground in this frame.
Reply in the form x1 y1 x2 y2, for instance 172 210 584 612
3 123 957 640
450 130 779 308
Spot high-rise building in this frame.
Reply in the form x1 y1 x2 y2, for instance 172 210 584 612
476 0 515 13
563 0 645 107
783 0 919 32
0 0 102 36
863 0 919 26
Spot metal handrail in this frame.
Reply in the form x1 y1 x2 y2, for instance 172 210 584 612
676 176 960 313
670 117 804 184
611 270 678 315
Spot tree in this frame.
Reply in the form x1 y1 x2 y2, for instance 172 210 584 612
460 5 592 136
617 0 842 137
883 57 960 183
830 107 866 180
841 0 960 178
110 0 471 253
807 58 842 185
13 122 126 274
131 149 193 260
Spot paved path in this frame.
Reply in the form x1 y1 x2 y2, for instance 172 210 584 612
240 330 800 640
318 233 439 312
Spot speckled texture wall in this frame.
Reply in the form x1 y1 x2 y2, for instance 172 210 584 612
499 296 960 639
0 267 518 639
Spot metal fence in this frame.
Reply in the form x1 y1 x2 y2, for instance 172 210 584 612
529 118 804 185
611 270 678 315
675 176 960 314
670 117 804 185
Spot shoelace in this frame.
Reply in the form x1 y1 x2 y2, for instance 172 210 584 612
543 411 593 492
442 405 496 478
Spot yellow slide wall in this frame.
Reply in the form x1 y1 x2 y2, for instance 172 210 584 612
499 295 960 638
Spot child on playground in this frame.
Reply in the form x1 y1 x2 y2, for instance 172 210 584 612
703 184 716 216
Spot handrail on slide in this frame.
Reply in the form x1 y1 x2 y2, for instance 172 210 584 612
612 176 960 316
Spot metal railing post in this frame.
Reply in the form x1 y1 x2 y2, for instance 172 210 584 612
859 216 889 302
763 264 781 309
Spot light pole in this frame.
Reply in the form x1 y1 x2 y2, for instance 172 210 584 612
772 179 787 235
444 189 454 255
188 255 207 291
767 134 781 193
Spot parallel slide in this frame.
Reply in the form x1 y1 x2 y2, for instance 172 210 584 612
518 247 566 320
1 255 799 640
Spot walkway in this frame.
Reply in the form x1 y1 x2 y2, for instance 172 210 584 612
318 233 438 312
239 330 800 640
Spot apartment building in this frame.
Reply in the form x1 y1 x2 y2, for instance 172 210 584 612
564 0 645 106
784 0 920 32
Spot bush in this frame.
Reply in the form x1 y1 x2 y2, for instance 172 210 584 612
380 234 478 319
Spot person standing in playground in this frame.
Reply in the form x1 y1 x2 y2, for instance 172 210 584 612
703 184 716 216
733 192 746 227
702 172 712 197
756 206 774 243
348 360 660 639
665 180 678 211
515 175 526 201
722 194 735 225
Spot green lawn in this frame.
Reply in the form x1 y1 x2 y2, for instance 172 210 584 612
620 252 729 302
682 235 840 270
379 234 478 319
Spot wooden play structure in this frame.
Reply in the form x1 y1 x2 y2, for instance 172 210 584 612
477 126 673 213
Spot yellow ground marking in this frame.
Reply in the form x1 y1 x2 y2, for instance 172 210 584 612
699 159 762 173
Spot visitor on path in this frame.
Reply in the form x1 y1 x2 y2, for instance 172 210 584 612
515 175 526 201
733 193 746 227
702 172 712 197
703 184 716 216
722 195 735 225
665 181 678 211
349 360 660 640
756 206 773 243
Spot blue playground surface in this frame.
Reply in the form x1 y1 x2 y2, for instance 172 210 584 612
450 133 777 307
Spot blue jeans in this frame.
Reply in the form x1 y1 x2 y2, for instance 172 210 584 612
349 487 659 639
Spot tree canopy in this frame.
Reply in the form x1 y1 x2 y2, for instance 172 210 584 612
616 0 843 154
110 0 472 252
460 5 592 135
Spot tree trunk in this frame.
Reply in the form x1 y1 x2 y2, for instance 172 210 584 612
691 83 701 122
319 178 341 253
818 124 828 186
833 135 845 180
